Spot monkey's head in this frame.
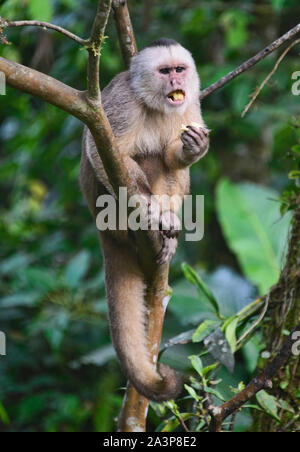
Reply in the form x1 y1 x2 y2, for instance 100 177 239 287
130 38 200 115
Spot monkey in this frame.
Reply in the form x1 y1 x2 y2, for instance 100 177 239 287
80 38 209 402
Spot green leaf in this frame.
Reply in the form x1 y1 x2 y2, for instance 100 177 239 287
280 381 289 390
271 0 286 11
28 0 53 22
242 336 261 373
184 384 199 401
225 317 239 353
192 319 221 343
0 401 10 425
294 389 300 398
0 292 40 308
181 263 220 316
189 355 203 376
256 390 281 422
203 386 226 402
220 10 250 49
201 362 219 376
64 250 91 288
159 414 193 432
0 253 32 275
22 267 57 293
216 179 292 294
291 144 300 154
288 170 300 180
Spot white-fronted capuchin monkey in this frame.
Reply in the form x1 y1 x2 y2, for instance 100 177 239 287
80 38 209 402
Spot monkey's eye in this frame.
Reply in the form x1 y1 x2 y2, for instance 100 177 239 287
159 68 170 75
176 67 185 73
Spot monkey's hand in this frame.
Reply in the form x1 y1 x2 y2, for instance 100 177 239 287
147 202 180 265
156 211 180 265
181 126 209 166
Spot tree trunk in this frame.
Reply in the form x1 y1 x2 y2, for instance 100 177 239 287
253 204 300 432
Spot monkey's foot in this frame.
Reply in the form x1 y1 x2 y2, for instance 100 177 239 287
159 210 181 238
148 203 181 239
156 236 178 266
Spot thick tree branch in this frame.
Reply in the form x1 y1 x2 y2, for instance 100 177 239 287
112 0 138 69
201 22 300 100
0 57 89 122
209 322 300 432
0 17 88 46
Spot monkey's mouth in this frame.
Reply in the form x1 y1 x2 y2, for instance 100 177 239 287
166 90 186 105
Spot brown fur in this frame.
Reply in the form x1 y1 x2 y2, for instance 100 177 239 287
80 42 209 401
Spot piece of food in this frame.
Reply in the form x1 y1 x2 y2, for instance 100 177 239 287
179 122 211 137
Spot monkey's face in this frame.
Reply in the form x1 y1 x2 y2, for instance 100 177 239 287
130 43 200 115
157 65 187 108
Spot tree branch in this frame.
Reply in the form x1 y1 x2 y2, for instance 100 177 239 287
0 57 89 122
241 38 300 117
200 22 300 100
112 0 138 69
0 17 88 46
209 321 300 432
87 0 112 100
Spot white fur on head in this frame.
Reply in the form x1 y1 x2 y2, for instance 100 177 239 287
130 42 200 115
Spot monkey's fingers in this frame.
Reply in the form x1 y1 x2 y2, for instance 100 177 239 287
181 132 199 149
187 125 208 141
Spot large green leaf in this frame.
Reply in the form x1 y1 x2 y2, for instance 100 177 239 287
216 179 292 294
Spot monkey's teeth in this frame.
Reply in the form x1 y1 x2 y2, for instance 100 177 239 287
168 90 184 102
173 92 184 101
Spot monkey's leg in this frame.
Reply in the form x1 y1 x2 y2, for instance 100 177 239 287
122 155 180 263
100 233 182 402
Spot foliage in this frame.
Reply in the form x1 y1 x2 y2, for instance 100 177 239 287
0 0 299 432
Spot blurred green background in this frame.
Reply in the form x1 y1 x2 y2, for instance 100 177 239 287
0 0 299 432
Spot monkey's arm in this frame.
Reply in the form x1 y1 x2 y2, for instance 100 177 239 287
164 126 209 170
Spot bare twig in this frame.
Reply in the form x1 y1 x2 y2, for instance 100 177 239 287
112 0 138 69
0 17 88 46
241 38 300 117
237 295 270 346
229 411 238 432
176 414 190 433
201 23 300 100
209 322 300 432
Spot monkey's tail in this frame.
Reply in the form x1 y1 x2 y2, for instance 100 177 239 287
101 235 182 402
